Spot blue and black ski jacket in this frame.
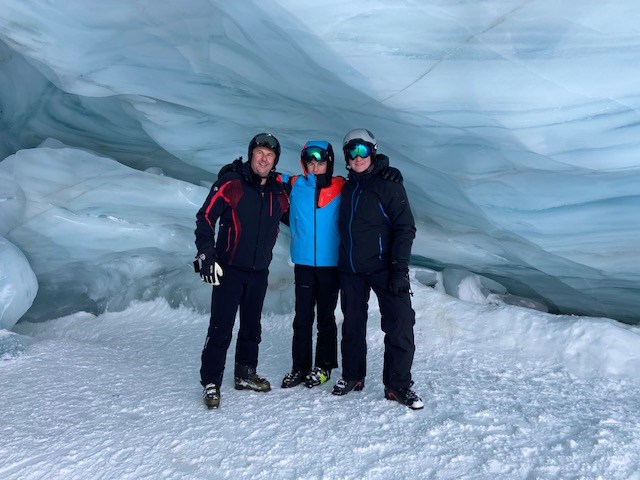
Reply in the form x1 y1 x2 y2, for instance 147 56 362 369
287 172 346 267
338 154 416 274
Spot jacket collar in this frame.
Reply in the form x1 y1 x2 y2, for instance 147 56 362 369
348 153 389 182
241 161 276 187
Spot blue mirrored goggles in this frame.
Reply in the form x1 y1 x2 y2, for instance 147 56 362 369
346 143 373 160
302 146 329 163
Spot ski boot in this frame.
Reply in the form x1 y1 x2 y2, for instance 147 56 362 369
281 370 306 388
304 367 331 388
234 364 271 392
331 378 364 396
384 382 424 410
203 383 221 409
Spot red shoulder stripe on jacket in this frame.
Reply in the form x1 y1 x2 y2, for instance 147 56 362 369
203 181 234 229
318 176 346 208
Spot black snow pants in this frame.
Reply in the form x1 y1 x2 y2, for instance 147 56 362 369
200 266 269 387
291 264 339 373
339 269 416 390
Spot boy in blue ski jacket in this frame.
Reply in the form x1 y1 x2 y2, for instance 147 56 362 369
280 141 345 388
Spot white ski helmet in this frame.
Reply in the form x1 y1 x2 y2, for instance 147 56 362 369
342 128 377 163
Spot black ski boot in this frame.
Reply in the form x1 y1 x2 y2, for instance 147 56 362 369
384 382 424 410
331 378 364 396
281 370 306 388
304 367 331 388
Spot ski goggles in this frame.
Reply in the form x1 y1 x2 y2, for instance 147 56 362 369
302 145 330 163
253 133 279 151
346 143 373 160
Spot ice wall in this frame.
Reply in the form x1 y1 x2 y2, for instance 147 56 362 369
1 0 639 323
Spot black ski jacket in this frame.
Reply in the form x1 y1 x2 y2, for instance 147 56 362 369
338 154 416 274
195 162 289 271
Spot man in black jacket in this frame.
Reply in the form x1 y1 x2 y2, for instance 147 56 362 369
194 133 289 409
332 128 423 410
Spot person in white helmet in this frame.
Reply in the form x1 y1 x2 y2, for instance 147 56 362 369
331 128 423 410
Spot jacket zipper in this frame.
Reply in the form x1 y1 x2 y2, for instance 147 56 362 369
314 185 319 266
253 187 264 269
349 181 361 273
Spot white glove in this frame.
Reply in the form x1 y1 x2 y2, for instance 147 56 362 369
201 262 224 286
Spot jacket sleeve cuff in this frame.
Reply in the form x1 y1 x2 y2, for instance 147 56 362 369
391 261 408 271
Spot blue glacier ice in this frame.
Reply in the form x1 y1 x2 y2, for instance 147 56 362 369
0 0 639 325
0 236 37 329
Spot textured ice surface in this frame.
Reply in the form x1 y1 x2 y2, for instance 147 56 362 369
1 0 639 323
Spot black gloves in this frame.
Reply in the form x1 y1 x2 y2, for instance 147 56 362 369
194 253 224 286
379 166 403 183
217 157 243 179
389 264 411 295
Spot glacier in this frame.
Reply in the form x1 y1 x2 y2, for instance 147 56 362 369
1 0 639 327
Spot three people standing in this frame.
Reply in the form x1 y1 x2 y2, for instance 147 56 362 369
195 129 422 410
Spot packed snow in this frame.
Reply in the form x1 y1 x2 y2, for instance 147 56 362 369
2 275 640 479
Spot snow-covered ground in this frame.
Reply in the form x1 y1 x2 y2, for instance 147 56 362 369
2 272 639 480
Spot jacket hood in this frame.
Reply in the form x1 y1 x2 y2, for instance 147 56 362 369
300 140 334 188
